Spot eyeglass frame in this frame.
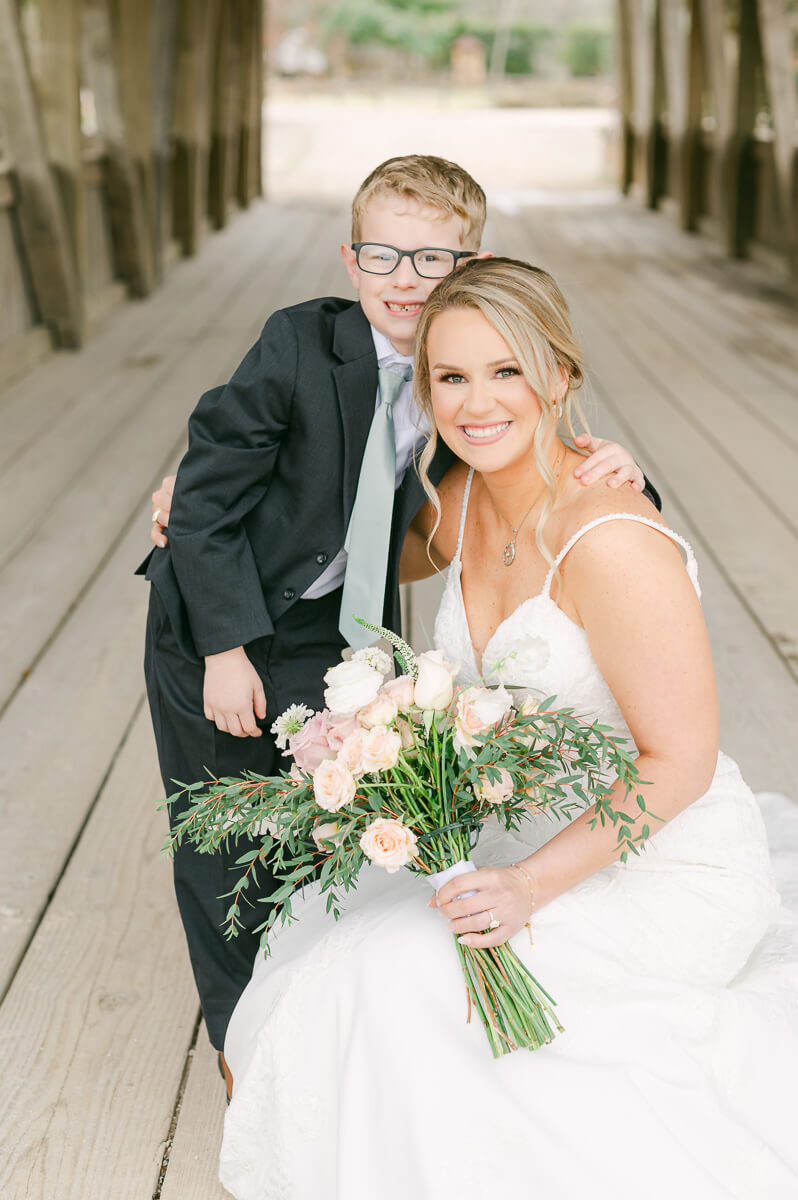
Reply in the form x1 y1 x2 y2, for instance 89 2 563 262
350 242 477 277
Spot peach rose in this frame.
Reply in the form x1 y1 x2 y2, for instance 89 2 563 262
312 821 343 850
325 711 360 751
357 692 399 730
337 729 367 777
360 818 418 873
453 685 513 754
360 725 403 773
313 758 357 812
475 767 514 805
396 716 416 750
413 649 458 711
380 674 416 712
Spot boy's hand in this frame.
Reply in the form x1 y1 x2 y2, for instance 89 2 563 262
572 435 644 491
203 647 267 737
151 475 176 547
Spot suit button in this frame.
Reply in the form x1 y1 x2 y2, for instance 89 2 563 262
315 552 328 565
283 587 295 601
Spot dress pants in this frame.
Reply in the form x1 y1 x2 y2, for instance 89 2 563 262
144 584 346 1049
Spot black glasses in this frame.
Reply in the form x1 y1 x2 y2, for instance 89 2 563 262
351 243 477 278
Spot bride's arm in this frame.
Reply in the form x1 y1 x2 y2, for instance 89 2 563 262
435 518 720 946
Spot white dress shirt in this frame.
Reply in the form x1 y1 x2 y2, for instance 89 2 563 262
301 324 431 600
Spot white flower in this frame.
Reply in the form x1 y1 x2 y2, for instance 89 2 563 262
453 685 513 754
270 703 314 750
352 646 392 677
312 821 344 850
360 818 418 873
324 659 383 715
413 649 458 710
491 636 550 684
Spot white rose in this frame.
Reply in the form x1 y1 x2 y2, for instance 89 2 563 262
313 758 357 812
475 767 514 805
360 818 418 873
413 649 458 711
323 659 383 716
360 725 403 773
357 692 399 729
453 685 513 754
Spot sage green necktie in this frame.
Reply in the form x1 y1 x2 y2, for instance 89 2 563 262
339 365 413 649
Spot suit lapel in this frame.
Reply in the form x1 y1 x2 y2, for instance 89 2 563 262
332 302 379 524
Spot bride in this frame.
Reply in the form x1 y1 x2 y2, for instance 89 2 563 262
220 258 798 1199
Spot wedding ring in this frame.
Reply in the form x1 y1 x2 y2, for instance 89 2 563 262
487 910 500 931
152 508 162 524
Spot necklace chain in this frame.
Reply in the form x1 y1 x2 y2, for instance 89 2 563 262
487 446 566 567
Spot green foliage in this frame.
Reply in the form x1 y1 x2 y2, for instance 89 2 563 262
561 23 613 78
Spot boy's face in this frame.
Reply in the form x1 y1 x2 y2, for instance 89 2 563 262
341 194 475 357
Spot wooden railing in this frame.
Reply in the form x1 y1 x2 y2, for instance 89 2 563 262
0 0 264 372
616 0 797 278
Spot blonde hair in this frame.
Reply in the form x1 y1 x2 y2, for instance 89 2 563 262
351 155 487 250
413 256 590 574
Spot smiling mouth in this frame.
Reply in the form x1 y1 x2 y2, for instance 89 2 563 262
460 422 511 441
385 301 423 314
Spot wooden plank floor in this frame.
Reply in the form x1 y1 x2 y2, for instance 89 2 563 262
1 196 796 1199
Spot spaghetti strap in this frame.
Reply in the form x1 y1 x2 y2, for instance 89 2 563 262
542 513 702 600
454 468 475 564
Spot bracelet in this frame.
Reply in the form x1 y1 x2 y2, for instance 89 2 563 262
511 862 536 948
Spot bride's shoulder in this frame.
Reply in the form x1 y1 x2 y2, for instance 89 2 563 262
555 485 683 576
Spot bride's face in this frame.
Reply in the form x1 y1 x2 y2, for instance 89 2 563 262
427 307 544 473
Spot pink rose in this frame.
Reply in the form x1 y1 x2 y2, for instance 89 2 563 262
360 725 403 773
453 685 513 755
380 674 416 712
325 711 359 751
360 818 418 873
287 711 336 772
313 758 357 812
396 717 416 750
475 767 514 805
358 692 399 729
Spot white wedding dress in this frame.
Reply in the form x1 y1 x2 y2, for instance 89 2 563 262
221 472 798 1200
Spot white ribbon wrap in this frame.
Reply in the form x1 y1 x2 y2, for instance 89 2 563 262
425 858 477 898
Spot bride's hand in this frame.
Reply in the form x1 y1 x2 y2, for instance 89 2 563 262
430 865 534 949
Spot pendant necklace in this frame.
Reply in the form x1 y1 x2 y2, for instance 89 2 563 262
488 446 566 567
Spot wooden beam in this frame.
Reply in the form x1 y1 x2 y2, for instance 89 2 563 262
209 0 243 229
150 0 180 279
615 0 635 194
756 0 798 277
724 0 761 259
171 0 220 256
80 0 155 296
658 0 689 213
0 0 84 346
237 0 264 206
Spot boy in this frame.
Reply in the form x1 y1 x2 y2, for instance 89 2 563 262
141 155 655 1076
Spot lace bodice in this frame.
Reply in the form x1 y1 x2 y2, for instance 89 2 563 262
433 467 702 747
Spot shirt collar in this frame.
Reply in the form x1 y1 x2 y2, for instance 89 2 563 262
369 324 415 372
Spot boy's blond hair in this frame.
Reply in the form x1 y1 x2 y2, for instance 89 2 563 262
351 155 487 249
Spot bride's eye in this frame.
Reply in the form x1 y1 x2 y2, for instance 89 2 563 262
438 372 466 384
496 366 521 378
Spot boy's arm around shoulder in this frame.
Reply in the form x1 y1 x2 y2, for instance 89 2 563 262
167 309 297 656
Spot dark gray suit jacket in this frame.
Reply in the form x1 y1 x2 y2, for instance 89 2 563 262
138 296 450 661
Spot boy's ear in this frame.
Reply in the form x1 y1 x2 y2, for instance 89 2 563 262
475 251 494 260
340 243 360 290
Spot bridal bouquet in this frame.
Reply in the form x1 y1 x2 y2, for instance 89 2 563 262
164 622 648 1057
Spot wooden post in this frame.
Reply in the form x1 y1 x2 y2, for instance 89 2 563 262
80 0 155 296
150 0 180 278
238 0 264 206
616 0 635 194
0 0 84 346
756 0 798 277
658 0 689 214
209 0 244 229
724 0 761 260
172 0 220 255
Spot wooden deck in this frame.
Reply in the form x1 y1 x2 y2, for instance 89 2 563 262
1 196 796 1199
